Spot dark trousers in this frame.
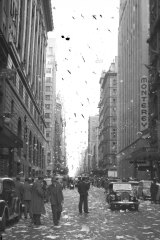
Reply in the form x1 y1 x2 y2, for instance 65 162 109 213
33 214 41 225
79 194 88 213
51 205 61 225
24 200 31 218
151 193 157 203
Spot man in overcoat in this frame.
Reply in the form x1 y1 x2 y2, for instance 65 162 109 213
30 177 45 225
46 176 64 226
78 177 90 214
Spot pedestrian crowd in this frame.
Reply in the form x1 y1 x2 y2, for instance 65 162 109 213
14 175 63 226
14 174 160 228
14 175 90 227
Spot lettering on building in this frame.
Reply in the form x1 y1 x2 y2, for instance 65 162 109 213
140 76 148 131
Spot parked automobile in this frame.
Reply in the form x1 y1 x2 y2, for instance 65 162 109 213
0 177 22 231
137 180 152 200
128 180 139 196
106 182 139 211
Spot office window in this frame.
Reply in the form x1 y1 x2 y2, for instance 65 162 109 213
25 92 29 108
46 132 50 138
45 104 51 109
19 80 23 98
45 95 51 100
46 86 52 92
46 77 51 83
45 113 51 119
46 122 51 128
113 79 116 85
48 47 53 55
30 101 33 115
46 68 51 73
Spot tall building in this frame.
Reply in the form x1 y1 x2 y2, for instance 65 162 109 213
0 0 53 177
54 96 67 175
44 38 57 177
91 126 99 171
98 58 118 175
117 0 149 179
88 115 99 172
146 0 160 180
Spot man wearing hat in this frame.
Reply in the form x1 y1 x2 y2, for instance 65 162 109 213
46 176 64 226
77 176 90 214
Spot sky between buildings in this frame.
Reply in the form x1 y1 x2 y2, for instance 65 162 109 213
49 0 120 176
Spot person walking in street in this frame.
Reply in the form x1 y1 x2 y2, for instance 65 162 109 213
14 176 24 218
23 178 32 219
30 177 45 225
78 176 90 214
46 176 64 227
14 176 24 202
150 179 158 203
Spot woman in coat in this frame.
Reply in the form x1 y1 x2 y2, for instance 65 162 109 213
30 177 45 225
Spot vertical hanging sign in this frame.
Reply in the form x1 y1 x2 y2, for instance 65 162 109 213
140 76 148 131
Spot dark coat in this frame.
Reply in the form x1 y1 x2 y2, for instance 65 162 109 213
23 182 32 201
14 180 24 201
78 181 90 196
47 182 64 207
150 182 158 196
30 180 45 215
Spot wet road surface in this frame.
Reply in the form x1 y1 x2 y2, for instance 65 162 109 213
1 186 160 240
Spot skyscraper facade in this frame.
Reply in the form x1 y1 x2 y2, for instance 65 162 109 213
117 0 149 179
98 58 118 175
0 0 53 177
44 38 57 176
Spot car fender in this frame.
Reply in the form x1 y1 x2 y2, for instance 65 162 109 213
0 201 9 220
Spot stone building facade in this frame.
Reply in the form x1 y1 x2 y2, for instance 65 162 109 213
44 38 56 177
0 0 53 177
98 59 118 175
117 0 149 179
146 0 160 180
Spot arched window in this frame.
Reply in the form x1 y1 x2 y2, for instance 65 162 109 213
11 100 14 114
29 131 32 163
36 140 39 166
33 137 36 166
17 118 22 157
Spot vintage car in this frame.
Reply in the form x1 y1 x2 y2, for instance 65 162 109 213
106 182 139 211
0 177 22 231
128 180 139 196
137 180 152 200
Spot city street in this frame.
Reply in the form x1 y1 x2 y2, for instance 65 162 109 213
1 186 160 240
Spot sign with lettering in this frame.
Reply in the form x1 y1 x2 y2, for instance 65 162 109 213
140 76 148 131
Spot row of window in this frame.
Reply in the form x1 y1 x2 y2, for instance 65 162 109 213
14 76 44 132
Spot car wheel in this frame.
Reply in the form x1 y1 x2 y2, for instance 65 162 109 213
0 212 7 231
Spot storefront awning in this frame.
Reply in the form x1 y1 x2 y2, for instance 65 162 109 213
0 126 23 148
131 147 160 161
